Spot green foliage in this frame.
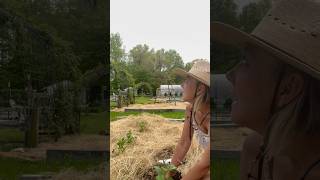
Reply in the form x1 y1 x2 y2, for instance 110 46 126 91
116 137 127 153
110 111 185 122
211 159 240 180
50 85 80 141
110 33 186 95
154 164 180 180
80 111 106 134
211 0 239 27
135 82 153 95
116 130 136 154
110 33 126 62
0 157 103 180
239 0 271 33
0 0 106 89
137 121 147 132
212 0 271 73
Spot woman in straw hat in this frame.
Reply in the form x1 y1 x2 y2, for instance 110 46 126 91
169 59 210 180
212 0 320 179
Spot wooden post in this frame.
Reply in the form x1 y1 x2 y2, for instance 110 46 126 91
25 107 39 148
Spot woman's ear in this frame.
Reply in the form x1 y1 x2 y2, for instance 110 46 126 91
197 83 207 95
277 72 304 108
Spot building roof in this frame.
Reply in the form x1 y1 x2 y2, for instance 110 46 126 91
160 85 182 90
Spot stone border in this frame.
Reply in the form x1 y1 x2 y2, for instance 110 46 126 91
124 108 185 113
46 149 109 161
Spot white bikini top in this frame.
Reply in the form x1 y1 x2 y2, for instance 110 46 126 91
191 111 210 149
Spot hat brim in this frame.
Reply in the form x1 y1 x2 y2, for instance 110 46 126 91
211 22 320 79
174 68 210 87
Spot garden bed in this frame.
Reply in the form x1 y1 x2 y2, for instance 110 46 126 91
110 114 203 180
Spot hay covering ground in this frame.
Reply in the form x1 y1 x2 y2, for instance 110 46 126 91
110 114 203 180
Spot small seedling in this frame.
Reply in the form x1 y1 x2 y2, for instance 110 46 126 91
116 130 136 154
116 137 127 153
126 130 135 143
137 121 147 132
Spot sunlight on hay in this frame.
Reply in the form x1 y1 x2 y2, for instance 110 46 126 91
110 114 203 180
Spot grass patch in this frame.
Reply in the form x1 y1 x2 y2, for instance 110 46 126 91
0 128 23 143
157 112 185 119
211 158 240 180
0 157 102 179
110 111 185 121
80 111 106 134
110 111 140 121
134 96 154 104
110 101 117 109
110 96 153 109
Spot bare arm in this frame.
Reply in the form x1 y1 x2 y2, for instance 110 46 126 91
181 144 210 180
171 104 194 167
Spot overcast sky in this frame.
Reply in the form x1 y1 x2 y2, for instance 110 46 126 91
110 0 210 63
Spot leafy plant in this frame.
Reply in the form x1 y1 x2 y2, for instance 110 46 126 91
126 130 135 144
154 164 181 180
137 121 147 132
116 137 127 153
115 130 136 154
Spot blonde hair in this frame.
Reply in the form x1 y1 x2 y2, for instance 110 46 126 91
193 83 210 113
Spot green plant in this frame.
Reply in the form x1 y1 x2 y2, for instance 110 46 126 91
116 130 136 154
137 121 147 132
126 130 135 143
154 164 181 180
116 137 127 153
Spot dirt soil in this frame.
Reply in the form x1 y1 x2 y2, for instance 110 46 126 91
0 134 108 160
112 102 188 112
211 127 253 150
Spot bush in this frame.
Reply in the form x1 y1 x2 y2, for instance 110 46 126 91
49 85 80 141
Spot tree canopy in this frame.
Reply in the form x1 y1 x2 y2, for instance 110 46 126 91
0 0 107 90
110 33 188 95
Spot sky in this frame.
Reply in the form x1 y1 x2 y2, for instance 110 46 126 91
110 0 210 63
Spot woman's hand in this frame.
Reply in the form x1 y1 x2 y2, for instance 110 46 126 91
171 103 193 167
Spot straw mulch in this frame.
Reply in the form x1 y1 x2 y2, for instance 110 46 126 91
110 114 203 180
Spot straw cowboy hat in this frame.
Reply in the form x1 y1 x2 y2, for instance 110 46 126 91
211 0 320 79
175 59 210 87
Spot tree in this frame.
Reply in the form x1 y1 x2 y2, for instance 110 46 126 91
211 0 239 27
239 0 271 33
110 33 125 62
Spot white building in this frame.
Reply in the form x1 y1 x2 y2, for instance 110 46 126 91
158 85 183 97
